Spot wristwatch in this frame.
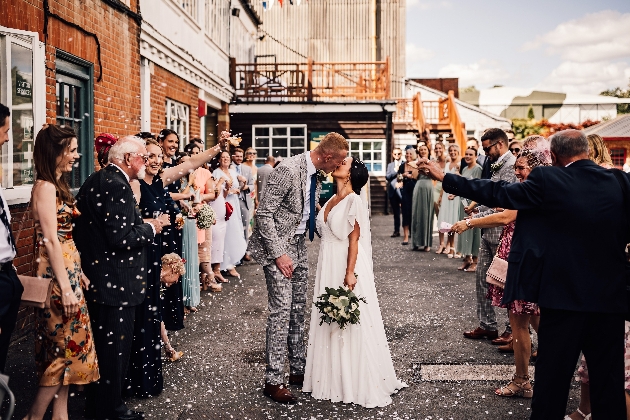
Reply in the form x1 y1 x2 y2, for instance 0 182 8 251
465 219 472 228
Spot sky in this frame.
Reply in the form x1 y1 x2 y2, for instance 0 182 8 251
406 0 630 95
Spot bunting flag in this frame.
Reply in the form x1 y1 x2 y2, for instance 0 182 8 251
278 0 283 6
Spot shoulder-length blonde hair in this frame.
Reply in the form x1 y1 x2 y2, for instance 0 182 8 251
587 134 613 167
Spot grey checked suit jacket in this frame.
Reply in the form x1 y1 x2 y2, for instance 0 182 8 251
248 153 322 266
236 163 255 210
474 152 518 243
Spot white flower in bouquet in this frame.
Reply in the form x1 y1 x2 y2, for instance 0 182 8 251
196 204 216 229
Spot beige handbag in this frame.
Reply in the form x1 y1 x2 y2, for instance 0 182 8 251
15 203 53 309
486 256 508 288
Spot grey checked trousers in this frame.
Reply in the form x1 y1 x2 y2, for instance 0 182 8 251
263 234 308 385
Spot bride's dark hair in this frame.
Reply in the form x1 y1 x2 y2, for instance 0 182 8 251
349 157 369 195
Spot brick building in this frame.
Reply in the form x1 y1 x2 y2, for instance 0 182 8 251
1 0 261 340
139 0 260 147
1 0 143 337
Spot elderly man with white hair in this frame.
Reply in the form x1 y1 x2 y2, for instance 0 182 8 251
75 136 170 420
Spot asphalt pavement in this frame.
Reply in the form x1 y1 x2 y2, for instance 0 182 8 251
3 215 579 420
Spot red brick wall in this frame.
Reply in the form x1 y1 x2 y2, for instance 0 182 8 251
1 0 142 338
150 65 201 139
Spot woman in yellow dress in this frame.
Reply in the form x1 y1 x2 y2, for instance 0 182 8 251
24 125 99 420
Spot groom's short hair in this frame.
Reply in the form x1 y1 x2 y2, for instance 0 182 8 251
318 132 349 154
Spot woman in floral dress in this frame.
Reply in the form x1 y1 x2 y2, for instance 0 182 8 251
24 125 99 419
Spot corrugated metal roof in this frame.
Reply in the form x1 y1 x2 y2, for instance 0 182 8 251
583 114 630 138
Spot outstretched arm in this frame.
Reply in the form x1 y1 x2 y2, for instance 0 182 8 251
452 209 517 234
161 145 221 187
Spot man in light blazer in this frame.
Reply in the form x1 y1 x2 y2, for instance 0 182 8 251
232 148 255 240
256 155 276 203
249 133 348 404
386 148 404 237
418 129 627 420
462 128 516 344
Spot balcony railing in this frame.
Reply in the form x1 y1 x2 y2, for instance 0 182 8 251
231 57 390 102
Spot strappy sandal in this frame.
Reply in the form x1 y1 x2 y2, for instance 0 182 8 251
165 346 184 362
435 245 445 254
495 374 533 398
564 408 591 420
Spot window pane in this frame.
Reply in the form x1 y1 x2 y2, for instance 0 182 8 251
290 148 303 156
363 142 372 151
255 127 268 136
272 127 287 136
272 137 287 148
366 163 374 171
351 151 360 159
372 163 382 172
290 137 304 149
255 137 269 148
373 152 382 162
73 86 82 119
56 83 62 116
373 141 383 150
290 127 304 137
63 84 70 118
350 142 360 151
11 43 34 186
273 149 288 158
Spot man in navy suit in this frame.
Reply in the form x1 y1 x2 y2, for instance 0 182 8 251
386 148 404 237
418 129 627 420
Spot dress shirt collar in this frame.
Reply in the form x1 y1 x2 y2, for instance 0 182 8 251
109 163 130 183
305 151 316 177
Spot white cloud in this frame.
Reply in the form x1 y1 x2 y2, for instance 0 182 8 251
406 44 435 76
407 0 451 10
523 10 630 62
406 44 435 62
523 10 630 94
536 61 630 94
437 59 509 87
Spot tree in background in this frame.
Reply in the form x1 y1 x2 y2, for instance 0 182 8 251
601 79 630 114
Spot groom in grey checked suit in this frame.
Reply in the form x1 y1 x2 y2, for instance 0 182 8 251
463 128 517 342
249 133 349 403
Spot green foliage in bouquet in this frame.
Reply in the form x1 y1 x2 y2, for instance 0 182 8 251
314 283 367 330
196 204 216 229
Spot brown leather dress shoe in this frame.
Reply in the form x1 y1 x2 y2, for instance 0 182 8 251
263 383 297 404
288 374 304 386
498 339 514 353
463 327 499 340
491 331 513 345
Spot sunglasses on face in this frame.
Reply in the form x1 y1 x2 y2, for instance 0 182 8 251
511 148 521 153
482 142 499 154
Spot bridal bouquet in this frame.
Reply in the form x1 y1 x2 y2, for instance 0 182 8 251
195 204 216 229
314 281 367 330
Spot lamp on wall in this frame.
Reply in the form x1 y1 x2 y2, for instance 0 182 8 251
231 8 240 17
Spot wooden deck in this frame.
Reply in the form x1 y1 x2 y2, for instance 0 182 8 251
231 58 390 102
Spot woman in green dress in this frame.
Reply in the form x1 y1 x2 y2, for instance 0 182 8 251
411 142 434 251
456 147 482 271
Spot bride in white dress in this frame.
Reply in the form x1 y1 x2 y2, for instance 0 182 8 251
303 157 407 408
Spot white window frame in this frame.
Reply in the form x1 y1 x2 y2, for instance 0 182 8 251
252 124 307 166
348 139 386 175
0 26 45 204
165 99 190 149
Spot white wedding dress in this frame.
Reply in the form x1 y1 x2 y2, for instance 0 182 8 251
303 193 407 408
